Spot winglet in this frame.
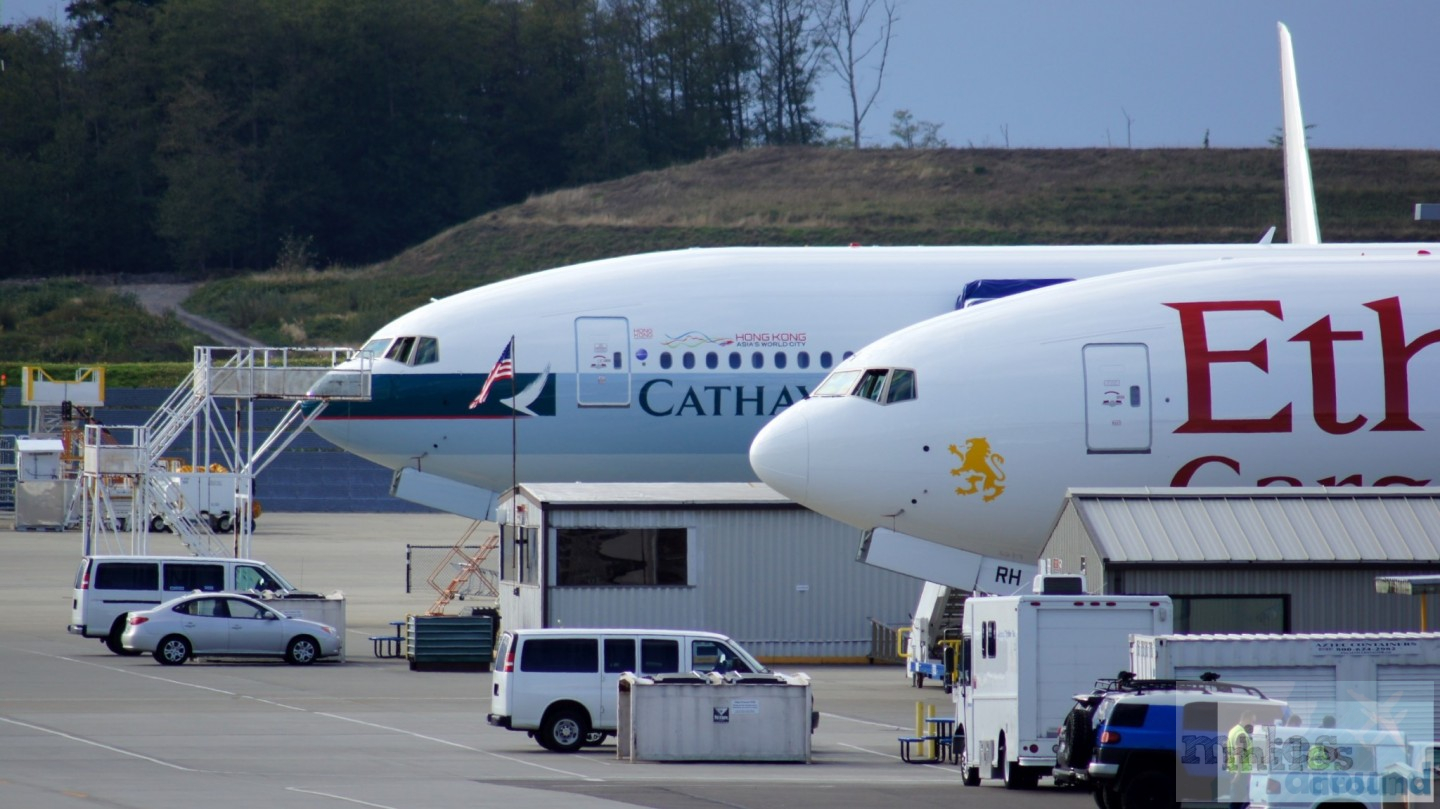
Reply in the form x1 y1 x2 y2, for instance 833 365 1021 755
1279 22 1321 244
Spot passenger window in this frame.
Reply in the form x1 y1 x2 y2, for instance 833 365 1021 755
797 351 810 369
235 566 270 592
385 336 415 364
226 598 268 620
520 638 599 672
705 352 718 370
842 351 854 361
751 352 764 369
774 352 787 369
181 597 229 618
682 352 695 370
660 352 672 369
640 639 680 674
693 640 754 674
412 336 439 366
820 351 833 368
729 352 741 369
604 639 636 673
94 562 159 590
163 563 224 592
885 369 916 403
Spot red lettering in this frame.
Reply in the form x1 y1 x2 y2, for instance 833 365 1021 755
1166 301 1292 433
1364 297 1440 431
1289 316 1366 434
1173 457 1432 487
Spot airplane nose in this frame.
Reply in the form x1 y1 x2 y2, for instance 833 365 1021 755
750 411 810 501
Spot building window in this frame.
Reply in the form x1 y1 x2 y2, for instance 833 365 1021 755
1172 595 1288 633
554 527 688 586
501 524 539 584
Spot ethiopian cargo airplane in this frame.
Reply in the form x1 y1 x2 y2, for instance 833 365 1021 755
749 253 1440 582
305 23 1433 520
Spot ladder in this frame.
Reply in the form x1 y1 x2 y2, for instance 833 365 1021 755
426 521 500 615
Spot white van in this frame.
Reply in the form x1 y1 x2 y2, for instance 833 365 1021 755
68 555 301 655
487 627 768 752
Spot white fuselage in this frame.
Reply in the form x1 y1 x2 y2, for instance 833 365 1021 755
309 245 1437 500
750 254 1440 562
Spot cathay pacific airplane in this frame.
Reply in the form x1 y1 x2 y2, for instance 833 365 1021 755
305 23 1433 520
749 253 1440 582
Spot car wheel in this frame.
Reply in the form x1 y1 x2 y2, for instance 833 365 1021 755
1121 771 1177 809
285 636 319 665
154 635 191 665
539 707 587 753
215 513 234 533
1096 785 1122 809
105 617 143 656
583 731 609 747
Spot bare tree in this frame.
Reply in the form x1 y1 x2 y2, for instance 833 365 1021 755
815 0 898 148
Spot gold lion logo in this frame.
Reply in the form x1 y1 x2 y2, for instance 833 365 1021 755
950 438 1006 502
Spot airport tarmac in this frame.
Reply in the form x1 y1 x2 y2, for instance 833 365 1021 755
0 512 1090 809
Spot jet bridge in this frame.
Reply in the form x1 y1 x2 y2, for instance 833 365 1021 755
80 346 371 558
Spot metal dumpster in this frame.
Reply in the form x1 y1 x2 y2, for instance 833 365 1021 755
617 671 813 762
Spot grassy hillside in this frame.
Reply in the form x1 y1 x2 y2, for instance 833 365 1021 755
7 146 1440 365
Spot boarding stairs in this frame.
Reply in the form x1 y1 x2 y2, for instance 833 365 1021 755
426 522 501 615
80 347 372 557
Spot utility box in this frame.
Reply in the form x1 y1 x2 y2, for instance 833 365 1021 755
265 591 347 663
617 672 813 762
15 438 72 530
407 613 494 672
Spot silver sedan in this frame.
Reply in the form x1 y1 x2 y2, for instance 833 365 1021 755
121 591 341 665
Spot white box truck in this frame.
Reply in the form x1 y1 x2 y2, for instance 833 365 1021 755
1130 633 1440 745
955 575 1173 789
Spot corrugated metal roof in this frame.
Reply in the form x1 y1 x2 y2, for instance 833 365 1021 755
513 482 793 507
1151 632 1440 643
1064 487 1440 563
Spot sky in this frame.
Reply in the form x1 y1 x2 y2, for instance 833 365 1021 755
4 0 1438 150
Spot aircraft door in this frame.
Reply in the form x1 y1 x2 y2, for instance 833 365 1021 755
1082 343 1151 453
575 317 631 406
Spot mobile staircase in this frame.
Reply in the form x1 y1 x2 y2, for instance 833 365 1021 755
80 346 372 557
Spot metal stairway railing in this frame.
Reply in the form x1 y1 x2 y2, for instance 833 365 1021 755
143 474 229 557
142 364 205 466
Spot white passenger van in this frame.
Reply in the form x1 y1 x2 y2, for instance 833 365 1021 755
487 627 768 752
68 555 300 655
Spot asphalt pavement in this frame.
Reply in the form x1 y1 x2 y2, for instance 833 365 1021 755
0 512 1093 809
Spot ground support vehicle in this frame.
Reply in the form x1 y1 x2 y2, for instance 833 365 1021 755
954 576 1173 789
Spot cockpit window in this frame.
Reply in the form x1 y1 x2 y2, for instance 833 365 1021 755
885 369 917 403
385 336 416 364
855 369 888 402
377 335 440 366
811 369 861 397
360 337 391 358
413 336 439 365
